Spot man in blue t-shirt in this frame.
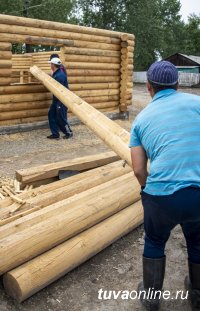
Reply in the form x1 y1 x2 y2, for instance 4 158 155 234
130 61 200 310
47 57 73 139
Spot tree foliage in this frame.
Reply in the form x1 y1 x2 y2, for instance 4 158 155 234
183 14 200 56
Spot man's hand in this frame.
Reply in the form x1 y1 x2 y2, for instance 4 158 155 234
130 146 148 186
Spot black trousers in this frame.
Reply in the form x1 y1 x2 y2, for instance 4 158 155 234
48 101 72 136
141 187 200 263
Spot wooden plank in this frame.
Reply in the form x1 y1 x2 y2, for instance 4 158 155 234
16 151 119 184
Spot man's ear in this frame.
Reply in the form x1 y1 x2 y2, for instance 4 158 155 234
147 81 151 92
147 80 154 98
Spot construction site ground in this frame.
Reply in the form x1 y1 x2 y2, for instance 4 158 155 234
0 85 199 311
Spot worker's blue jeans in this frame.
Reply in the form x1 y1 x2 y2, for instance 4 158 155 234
48 101 71 136
141 186 200 263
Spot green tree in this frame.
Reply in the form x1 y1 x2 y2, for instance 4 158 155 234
124 0 162 70
158 0 186 58
75 0 126 30
184 14 200 56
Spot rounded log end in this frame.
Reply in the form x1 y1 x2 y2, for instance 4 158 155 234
3 272 23 302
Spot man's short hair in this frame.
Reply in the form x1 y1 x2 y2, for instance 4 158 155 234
50 53 59 60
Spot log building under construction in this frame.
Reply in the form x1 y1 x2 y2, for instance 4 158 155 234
0 14 134 131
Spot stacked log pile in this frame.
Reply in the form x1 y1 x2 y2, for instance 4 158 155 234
0 14 134 127
0 158 143 302
0 42 12 86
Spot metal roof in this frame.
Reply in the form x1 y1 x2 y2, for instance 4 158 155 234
179 53 200 65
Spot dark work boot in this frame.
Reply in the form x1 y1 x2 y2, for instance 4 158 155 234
185 261 200 311
47 134 60 139
137 256 166 311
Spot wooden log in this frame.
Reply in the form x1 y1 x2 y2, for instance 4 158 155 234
30 66 130 152
0 101 51 113
0 108 48 121
0 14 134 40
64 62 120 70
121 47 134 54
16 151 120 184
30 69 120 77
0 59 12 67
0 78 11 86
69 76 120 83
0 51 12 59
63 55 120 64
70 82 120 91
0 24 120 45
33 57 120 65
0 69 12 77
79 95 119 103
0 93 51 104
0 173 140 274
0 115 47 126
0 42 12 51
3 201 142 302
54 69 119 76
120 64 133 72
62 46 120 57
0 32 74 47
70 40 120 51
0 84 46 95
91 101 118 109
74 89 119 97
0 32 121 51
98 107 117 113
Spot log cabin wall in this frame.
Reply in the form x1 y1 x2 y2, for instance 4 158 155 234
0 14 134 127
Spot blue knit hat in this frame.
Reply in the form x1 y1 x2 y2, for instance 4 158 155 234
147 61 178 86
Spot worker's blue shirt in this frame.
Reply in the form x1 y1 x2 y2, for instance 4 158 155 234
129 89 200 195
52 68 68 104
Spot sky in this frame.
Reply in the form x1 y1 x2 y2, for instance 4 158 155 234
179 0 200 21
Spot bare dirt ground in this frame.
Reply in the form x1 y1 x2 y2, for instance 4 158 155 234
0 85 199 311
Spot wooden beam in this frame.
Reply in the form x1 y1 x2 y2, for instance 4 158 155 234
0 24 120 45
30 66 131 163
16 151 119 184
0 14 135 40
